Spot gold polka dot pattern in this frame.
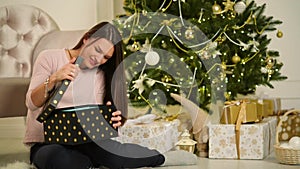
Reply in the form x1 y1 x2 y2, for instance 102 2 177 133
43 104 118 145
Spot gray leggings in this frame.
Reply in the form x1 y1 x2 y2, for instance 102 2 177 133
30 139 165 169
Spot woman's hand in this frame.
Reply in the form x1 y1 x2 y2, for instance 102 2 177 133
106 101 122 128
50 57 80 83
31 57 80 107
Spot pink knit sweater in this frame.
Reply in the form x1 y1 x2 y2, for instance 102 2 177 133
23 49 105 145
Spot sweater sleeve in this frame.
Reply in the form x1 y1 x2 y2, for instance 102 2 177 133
25 49 62 111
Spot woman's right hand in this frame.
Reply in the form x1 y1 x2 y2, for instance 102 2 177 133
31 57 80 107
50 57 80 83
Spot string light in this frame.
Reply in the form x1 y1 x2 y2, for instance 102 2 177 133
119 0 284 112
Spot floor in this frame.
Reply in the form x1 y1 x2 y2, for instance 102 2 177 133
0 138 299 169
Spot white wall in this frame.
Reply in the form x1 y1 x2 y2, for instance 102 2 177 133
96 0 126 23
0 0 126 29
0 0 97 30
255 0 300 109
96 0 114 22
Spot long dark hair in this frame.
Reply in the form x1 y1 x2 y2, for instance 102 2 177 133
73 22 127 124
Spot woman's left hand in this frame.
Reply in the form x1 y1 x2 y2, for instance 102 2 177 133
111 110 122 128
106 101 122 128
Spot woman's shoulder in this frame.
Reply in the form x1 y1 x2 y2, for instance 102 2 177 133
38 48 66 56
36 48 66 62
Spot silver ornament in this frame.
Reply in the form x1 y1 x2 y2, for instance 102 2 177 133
145 51 160 66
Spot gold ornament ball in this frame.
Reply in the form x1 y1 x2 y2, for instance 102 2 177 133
212 2 222 14
277 30 283 38
131 41 140 51
232 54 241 63
266 57 275 68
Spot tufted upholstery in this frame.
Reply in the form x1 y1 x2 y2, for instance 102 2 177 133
0 5 84 118
0 4 59 77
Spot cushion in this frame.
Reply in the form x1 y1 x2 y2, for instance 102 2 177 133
0 78 30 117
0 4 59 77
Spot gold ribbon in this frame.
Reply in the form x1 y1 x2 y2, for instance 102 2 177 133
234 100 247 159
222 100 247 124
223 100 247 159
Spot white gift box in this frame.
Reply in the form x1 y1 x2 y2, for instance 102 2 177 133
115 119 180 153
208 121 270 159
263 116 277 153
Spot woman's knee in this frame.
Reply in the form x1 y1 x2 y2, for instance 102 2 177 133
32 144 92 169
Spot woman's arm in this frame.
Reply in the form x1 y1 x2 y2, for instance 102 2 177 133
30 74 57 107
27 51 79 109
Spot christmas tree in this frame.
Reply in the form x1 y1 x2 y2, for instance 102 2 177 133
113 0 287 114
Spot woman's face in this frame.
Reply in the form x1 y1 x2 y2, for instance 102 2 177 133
80 38 114 69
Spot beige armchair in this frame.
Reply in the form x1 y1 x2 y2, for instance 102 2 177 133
0 4 84 118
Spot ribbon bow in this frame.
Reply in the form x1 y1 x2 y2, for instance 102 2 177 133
224 100 247 159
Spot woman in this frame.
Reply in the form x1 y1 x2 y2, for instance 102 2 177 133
24 22 196 169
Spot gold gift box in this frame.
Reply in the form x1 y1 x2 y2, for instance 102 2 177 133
248 98 281 119
249 99 266 121
263 98 281 116
263 99 274 116
220 101 258 124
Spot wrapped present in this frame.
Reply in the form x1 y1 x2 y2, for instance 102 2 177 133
220 100 258 124
263 98 281 116
114 119 180 153
249 99 266 121
277 112 300 141
208 121 270 159
236 95 267 119
237 94 281 117
262 116 277 153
